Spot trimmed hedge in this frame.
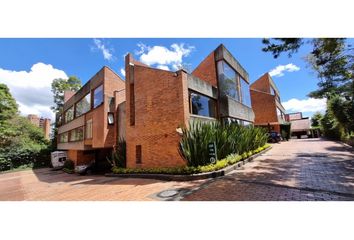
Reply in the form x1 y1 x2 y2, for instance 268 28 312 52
112 144 270 175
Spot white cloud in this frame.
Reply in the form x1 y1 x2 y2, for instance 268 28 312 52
120 68 126 77
0 63 68 121
92 39 114 61
269 63 300 77
135 43 194 71
282 98 327 113
156 65 170 71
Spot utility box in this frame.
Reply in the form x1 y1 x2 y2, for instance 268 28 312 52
51 151 67 168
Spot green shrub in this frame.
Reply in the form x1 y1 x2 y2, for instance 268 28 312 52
63 159 74 170
178 121 268 167
0 116 51 172
112 144 270 175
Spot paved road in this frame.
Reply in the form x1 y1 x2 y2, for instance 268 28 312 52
0 168 204 201
182 138 354 201
0 138 353 201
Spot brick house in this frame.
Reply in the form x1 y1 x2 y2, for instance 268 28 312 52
250 72 287 133
57 66 126 167
57 44 254 169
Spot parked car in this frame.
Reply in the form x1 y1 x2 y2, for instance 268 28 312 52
268 131 281 143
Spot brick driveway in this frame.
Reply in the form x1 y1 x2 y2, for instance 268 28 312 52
182 138 354 201
1 138 353 201
0 169 205 201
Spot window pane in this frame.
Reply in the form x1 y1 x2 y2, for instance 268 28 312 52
86 119 92 139
65 106 74 123
277 107 284 120
190 92 216 118
240 77 252 108
60 132 68 143
69 127 83 141
93 85 103 108
217 61 240 101
75 93 91 117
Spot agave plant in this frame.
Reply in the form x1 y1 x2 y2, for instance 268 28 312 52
179 120 268 167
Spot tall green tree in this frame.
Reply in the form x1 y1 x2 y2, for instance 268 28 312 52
262 38 354 136
311 112 323 127
50 76 81 150
0 83 18 122
51 76 82 116
0 83 50 171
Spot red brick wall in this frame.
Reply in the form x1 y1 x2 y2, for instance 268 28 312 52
125 56 189 168
192 52 218 87
67 150 95 166
250 73 270 93
103 67 125 148
250 89 277 124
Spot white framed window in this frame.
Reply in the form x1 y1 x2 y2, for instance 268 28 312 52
86 119 93 139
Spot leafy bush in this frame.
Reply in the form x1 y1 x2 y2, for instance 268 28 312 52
112 144 270 175
320 111 345 140
106 138 126 168
178 121 268 167
0 116 51 171
63 159 74 170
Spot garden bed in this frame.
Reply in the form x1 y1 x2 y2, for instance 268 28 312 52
106 144 272 181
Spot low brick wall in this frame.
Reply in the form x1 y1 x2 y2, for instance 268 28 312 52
105 146 272 181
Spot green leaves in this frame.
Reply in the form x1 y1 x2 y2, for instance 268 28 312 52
0 115 50 171
51 76 82 114
0 83 18 122
262 38 303 58
178 121 268 167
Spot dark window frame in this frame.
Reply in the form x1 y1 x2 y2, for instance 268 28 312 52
136 145 142 164
93 84 104 109
188 90 217 119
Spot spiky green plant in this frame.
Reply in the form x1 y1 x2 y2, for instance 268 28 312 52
179 121 268 167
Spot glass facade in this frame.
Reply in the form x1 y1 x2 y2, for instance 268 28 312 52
59 132 68 143
75 93 91 117
190 92 216 118
93 85 103 108
222 117 253 126
86 119 93 139
240 77 252 108
277 107 284 120
69 127 84 142
64 106 74 123
217 61 240 101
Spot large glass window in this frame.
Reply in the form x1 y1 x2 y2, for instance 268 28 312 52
85 119 93 139
59 132 68 143
240 77 252 108
270 86 276 95
190 92 216 118
64 106 74 123
69 127 84 142
217 61 240 101
75 93 91 117
93 85 103 108
277 107 284 120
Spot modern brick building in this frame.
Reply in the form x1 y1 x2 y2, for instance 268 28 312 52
27 114 51 139
56 66 125 166
57 44 254 169
250 73 287 133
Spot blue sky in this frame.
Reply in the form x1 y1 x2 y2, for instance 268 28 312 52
0 38 328 120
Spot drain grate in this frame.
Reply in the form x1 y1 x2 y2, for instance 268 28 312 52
157 190 179 198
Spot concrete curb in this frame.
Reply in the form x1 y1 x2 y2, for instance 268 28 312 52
105 146 272 181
